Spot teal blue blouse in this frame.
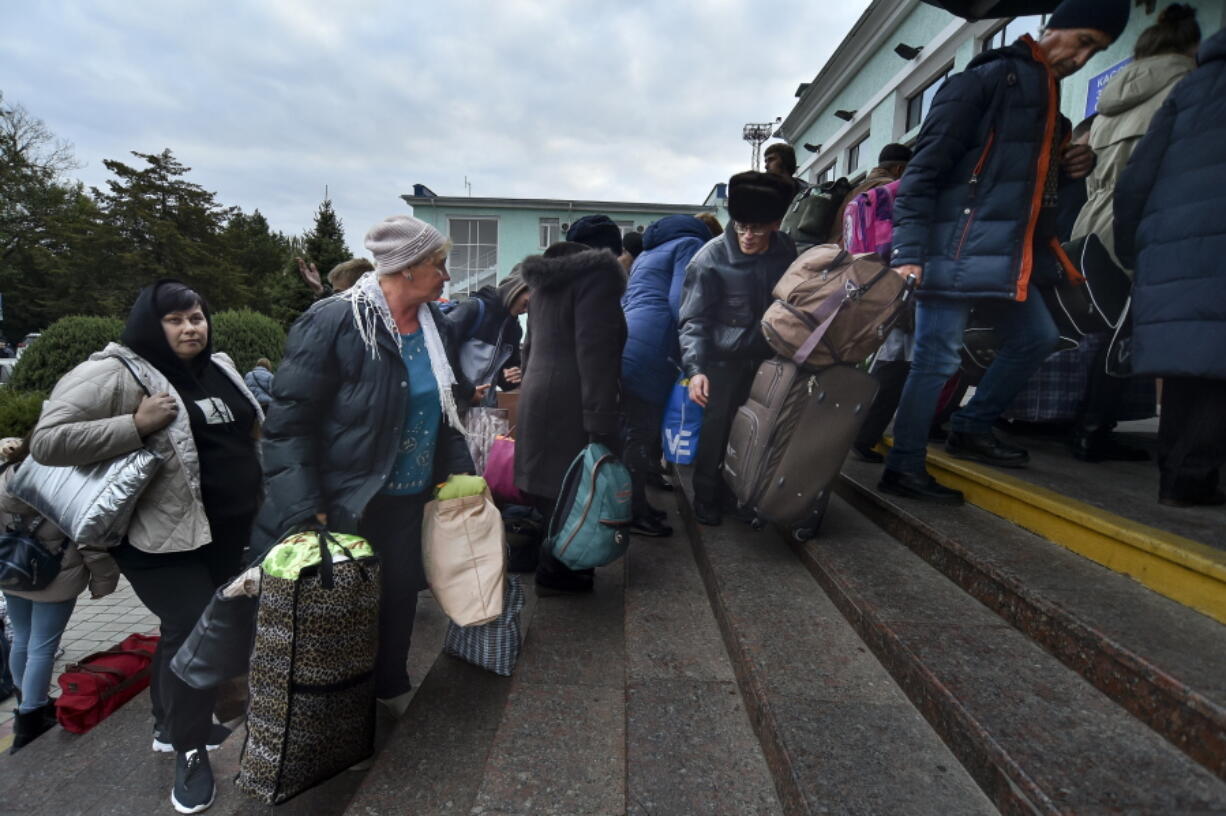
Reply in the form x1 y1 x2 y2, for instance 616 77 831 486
382 330 441 495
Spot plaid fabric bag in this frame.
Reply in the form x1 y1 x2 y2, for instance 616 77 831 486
443 575 524 676
1004 333 1157 423
236 531 380 805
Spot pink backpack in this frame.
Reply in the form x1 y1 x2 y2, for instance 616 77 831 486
843 180 900 257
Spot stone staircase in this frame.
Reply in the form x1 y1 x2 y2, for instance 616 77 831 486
2 455 1224 815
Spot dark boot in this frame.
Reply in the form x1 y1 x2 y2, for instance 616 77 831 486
1069 425 1150 463
9 703 57 754
946 430 1029 468
692 498 723 526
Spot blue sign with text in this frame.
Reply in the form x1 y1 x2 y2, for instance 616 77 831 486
1086 58 1133 118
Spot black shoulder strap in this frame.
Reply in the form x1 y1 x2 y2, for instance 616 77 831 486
114 356 153 397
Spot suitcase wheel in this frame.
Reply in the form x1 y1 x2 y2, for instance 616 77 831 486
750 516 767 532
792 525 819 543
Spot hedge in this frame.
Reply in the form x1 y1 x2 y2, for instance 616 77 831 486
211 309 287 373
0 389 47 440
8 316 125 394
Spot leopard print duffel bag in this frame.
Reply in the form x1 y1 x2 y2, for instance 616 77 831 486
236 530 380 804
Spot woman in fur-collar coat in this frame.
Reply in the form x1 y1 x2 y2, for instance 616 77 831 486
515 242 626 592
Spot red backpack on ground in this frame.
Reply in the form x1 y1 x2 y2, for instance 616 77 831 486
56 632 159 734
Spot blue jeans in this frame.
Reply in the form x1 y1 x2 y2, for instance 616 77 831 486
886 294 1058 475
2 594 76 713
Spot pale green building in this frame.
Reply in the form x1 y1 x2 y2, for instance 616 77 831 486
778 0 1226 186
404 185 717 297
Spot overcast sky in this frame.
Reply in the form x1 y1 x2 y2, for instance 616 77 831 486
2 0 869 251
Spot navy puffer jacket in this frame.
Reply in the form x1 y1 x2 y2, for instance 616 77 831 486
892 36 1071 302
1115 30 1226 380
620 216 713 404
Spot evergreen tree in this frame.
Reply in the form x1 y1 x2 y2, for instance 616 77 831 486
92 149 249 309
302 198 351 281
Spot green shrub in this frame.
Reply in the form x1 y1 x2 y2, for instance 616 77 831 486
9 316 125 393
211 309 286 373
0 390 47 440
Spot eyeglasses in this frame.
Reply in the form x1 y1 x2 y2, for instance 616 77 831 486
733 223 773 237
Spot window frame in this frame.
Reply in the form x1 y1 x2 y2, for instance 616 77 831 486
905 64 953 133
846 132 870 175
539 217 560 249
446 216 500 297
981 14 1049 52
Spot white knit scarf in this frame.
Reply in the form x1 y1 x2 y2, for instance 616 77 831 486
340 271 466 434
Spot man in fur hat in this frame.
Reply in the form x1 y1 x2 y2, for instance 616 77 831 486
678 171 797 525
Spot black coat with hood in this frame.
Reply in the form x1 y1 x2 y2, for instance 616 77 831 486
1115 30 1226 380
678 223 796 377
444 284 523 402
891 35 1077 302
253 294 474 553
514 247 626 499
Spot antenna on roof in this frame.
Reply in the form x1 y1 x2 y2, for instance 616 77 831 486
464 176 472 197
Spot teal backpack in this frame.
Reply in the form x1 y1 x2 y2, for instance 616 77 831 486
547 443 633 570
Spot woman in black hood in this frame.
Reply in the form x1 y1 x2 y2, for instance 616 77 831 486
30 280 263 814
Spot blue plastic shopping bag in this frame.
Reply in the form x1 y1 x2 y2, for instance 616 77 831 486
661 377 704 465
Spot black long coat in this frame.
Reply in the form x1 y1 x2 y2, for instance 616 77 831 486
1115 30 1226 380
253 296 474 552
515 249 626 499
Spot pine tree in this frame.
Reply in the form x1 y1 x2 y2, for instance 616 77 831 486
302 198 351 281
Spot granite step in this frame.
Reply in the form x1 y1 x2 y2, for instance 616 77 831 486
0 592 451 816
838 456 1226 780
674 468 997 816
348 492 783 816
792 489 1226 814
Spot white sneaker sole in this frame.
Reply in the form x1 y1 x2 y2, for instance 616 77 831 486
153 738 224 753
170 787 215 814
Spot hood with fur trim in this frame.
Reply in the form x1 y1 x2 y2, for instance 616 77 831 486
520 248 627 295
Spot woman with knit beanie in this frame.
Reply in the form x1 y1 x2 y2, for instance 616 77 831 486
254 214 475 720
443 266 529 408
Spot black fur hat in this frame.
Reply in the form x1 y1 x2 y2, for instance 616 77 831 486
727 171 794 224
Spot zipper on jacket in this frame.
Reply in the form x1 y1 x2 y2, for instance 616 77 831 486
954 129 996 261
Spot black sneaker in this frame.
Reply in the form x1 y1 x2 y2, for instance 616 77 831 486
630 514 673 537
154 723 231 754
171 748 215 814
878 469 965 505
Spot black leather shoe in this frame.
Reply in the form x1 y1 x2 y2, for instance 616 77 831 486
692 499 723 526
1069 429 1151 463
946 431 1029 468
852 444 885 464
878 469 964 505
630 514 673 537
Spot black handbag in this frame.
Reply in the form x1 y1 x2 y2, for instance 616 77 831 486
1042 234 1132 338
781 177 852 246
169 584 257 691
0 512 58 593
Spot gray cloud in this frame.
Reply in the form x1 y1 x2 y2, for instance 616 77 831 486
2 0 867 252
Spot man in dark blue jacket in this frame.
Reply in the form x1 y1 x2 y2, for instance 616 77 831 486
882 0 1128 504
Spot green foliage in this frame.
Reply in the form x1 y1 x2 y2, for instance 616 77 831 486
211 309 286 373
303 199 351 280
0 389 46 440
8 315 124 393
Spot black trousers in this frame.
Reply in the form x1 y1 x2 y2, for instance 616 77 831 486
1075 340 1126 431
621 391 666 517
112 512 251 752
855 360 911 451
356 492 427 700
1159 377 1226 500
530 494 594 585
691 360 756 507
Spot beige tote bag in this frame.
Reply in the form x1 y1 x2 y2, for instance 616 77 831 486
422 487 506 627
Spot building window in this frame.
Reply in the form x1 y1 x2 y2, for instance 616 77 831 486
614 220 635 236
814 163 836 185
983 15 1048 51
906 66 952 132
447 217 498 296
847 133 869 175
539 217 560 249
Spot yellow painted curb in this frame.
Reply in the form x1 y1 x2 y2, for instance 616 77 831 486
0 732 12 753
880 439 1226 624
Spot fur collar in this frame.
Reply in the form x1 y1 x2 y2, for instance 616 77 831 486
521 249 627 295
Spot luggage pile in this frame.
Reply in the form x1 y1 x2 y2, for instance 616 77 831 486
727 245 915 540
